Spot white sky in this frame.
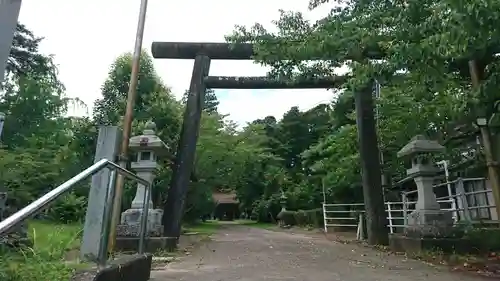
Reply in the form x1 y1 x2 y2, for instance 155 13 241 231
18 0 336 126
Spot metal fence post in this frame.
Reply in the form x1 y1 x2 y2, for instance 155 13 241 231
0 112 5 141
138 183 151 254
97 169 117 267
402 193 408 227
386 202 394 234
456 178 471 221
322 203 328 233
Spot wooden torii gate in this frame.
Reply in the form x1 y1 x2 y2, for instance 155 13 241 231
151 42 388 245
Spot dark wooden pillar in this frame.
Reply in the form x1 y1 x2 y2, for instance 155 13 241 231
353 82 389 245
162 55 211 238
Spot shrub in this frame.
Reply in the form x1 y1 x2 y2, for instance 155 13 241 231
466 228 500 252
275 208 325 228
251 198 281 223
294 208 323 227
304 208 323 227
46 193 87 224
277 210 296 225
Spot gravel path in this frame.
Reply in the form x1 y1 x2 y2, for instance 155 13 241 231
151 226 485 281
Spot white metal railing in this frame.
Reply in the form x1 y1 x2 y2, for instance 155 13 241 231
322 203 364 233
0 159 152 267
322 178 497 239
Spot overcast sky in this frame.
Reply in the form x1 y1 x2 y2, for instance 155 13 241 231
18 0 335 126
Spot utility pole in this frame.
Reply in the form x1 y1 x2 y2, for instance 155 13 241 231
468 60 500 222
108 0 149 252
0 0 22 85
373 80 389 191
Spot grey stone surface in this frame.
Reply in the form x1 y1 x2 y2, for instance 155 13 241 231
80 126 121 261
71 254 152 281
397 135 445 158
116 224 163 237
0 0 22 84
118 208 163 237
405 210 454 238
150 225 485 281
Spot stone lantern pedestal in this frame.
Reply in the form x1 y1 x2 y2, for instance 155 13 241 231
389 135 460 255
397 135 453 238
115 121 173 251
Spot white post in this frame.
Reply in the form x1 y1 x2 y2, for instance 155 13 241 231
386 202 394 234
322 203 328 233
402 193 408 226
437 160 457 222
456 178 471 221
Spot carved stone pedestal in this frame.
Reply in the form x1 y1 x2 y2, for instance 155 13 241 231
405 209 454 238
116 208 164 237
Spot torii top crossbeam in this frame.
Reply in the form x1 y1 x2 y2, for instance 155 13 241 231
151 41 349 89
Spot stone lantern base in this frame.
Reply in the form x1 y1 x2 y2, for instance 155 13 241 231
114 208 172 252
116 208 164 237
404 209 454 238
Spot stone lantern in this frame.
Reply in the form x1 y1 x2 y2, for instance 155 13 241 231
117 121 168 238
279 192 287 212
397 135 453 237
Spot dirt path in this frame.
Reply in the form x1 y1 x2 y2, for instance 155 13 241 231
151 226 486 281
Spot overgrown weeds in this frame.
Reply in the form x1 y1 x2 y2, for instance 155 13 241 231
0 221 85 281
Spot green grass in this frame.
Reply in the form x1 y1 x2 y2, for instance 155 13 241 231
28 221 83 254
233 219 276 229
0 220 85 281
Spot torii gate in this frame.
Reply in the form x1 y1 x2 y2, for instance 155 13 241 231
151 42 388 245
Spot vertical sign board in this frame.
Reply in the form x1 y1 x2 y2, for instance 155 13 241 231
0 0 22 84
80 126 121 261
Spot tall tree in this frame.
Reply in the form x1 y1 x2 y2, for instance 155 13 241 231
93 51 175 126
5 24 52 80
182 89 220 114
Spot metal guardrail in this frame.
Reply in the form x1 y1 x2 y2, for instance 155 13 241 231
323 192 496 237
0 158 152 267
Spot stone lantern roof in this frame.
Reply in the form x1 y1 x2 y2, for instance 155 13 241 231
129 121 169 156
397 135 444 158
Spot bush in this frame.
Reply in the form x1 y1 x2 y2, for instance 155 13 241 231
251 198 281 223
46 193 87 224
277 210 296 225
466 228 500 252
276 208 324 228
295 208 324 227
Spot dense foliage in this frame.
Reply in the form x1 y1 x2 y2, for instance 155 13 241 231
2 0 499 229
